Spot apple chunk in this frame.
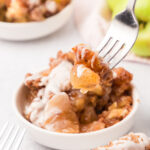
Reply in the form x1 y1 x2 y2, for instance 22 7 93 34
43 93 79 133
70 64 103 95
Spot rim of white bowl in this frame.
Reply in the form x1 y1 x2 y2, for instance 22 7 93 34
13 83 139 137
0 1 73 27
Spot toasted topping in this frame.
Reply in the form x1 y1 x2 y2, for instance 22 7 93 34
24 44 133 133
94 133 150 150
6 0 28 22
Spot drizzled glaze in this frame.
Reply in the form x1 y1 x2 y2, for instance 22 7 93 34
76 64 86 78
25 60 73 127
24 44 133 134
95 133 150 150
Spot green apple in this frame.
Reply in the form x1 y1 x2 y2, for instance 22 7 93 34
106 0 123 11
107 0 150 22
135 0 150 22
106 0 150 57
111 1 127 18
132 23 150 56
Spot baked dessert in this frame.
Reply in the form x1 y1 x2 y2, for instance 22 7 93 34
0 0 70 22
24 44 133 133
94 133 150 150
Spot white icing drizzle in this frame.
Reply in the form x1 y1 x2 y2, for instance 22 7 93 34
25 73 40 82
96 133 150 150
112 70 117 79
45 0 57 13
25 60 73 126
25 88 45 125
28 0 40 6
81 47 87 59
91 54 96 68
24 72 48 87
39 76 49 86
77 65 86 78
44 60 73 95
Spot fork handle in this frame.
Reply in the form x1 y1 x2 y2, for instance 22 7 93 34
127 0 137 11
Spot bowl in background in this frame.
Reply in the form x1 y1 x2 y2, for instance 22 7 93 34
0 1 73 41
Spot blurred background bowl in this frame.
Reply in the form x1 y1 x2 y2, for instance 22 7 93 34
0 1 73 41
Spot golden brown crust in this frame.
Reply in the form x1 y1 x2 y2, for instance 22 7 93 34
24 44 133 133
146 145 150 150
112 67 133 97
94 133 150 150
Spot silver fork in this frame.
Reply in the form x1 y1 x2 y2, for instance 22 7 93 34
97 0 139 69
0 122 26 150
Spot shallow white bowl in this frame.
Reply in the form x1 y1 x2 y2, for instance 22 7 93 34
13 83 139 150
0 2 73 41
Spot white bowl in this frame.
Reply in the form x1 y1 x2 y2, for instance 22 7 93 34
13 83 139 150
0 2 73 41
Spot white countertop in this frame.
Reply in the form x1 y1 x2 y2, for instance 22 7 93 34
0 19 150 150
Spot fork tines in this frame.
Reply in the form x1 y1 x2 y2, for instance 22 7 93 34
97 0 139 69
97 36 125 68
0 122 25 150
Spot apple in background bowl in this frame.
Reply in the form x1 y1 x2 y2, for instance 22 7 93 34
106 0 150 57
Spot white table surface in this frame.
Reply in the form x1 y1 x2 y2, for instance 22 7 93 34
0 18 150 150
